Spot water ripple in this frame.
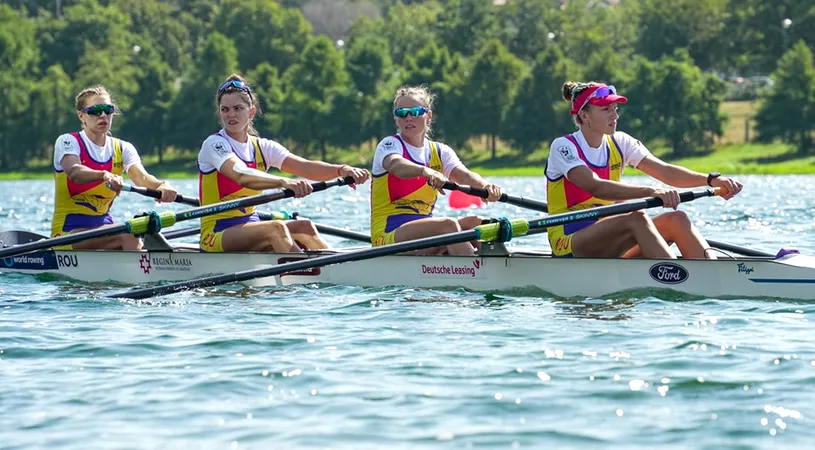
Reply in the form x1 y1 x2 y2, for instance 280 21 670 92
2 177 815 448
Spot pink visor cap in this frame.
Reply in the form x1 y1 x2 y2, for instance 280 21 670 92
570 84 628 115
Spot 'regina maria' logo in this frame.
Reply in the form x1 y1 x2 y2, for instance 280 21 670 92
649 262 689 284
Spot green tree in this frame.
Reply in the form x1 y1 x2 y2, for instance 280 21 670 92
169 32 240 151
215 0 312 75
118 45 178 162
495 0 558 62
246 62 286 138
720 0 815 74
461 39 527 159
0 4 39 169
623 50 726 157
502 45 580 154
554 0 638 74
635 0 727 70
398 41 470 146
29 65 75 162
348 2 442 66
281 36 349 160
36 0 135 77
345 34 395 145
72 42 141 116
436 0 501 57
754 41 815 154
111 0 193 76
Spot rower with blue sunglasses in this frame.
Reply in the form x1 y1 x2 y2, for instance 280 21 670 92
370 85 504 255
51 85 178 250
545 81 743 259
197 74 370 253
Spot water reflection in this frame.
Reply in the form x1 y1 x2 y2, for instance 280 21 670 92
553 297 638 321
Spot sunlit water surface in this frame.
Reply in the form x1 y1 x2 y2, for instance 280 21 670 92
1 176 814 449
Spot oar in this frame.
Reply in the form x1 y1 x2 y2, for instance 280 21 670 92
161 211 371 243
122 184 201 207
0 177 354 259
702 241 773 258
125 185 370 244
288 212 371 243
109 187 721 300
440 181 549 213
443 182 774 258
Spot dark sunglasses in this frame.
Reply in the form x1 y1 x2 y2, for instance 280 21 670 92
81 103 115 116
393 106 430 118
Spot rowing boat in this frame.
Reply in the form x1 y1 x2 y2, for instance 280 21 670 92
2 184 810 300
1 232 813 299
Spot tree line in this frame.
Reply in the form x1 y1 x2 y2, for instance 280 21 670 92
1 0 814 172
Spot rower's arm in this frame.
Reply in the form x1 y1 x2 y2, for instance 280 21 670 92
127 163 168 189
280 154 346 181
567 165 656 200
382 154 430 179
62 154 115 184
636 156 708 188
449 164 491 188
220 157 290 190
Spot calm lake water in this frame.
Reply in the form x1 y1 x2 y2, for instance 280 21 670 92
1 175 814 449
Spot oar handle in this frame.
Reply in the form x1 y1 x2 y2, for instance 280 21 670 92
289 212 371 243
285 176 355 197
122 184 201 207
441 181 549 213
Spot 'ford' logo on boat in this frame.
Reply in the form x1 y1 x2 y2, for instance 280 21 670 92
649 263 689 284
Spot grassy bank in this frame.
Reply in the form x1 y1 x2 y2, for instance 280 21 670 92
3 102 813 180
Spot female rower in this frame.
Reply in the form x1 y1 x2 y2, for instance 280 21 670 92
198 74 369 253
52 85 178 250
370 85 503 255
545 81 743 259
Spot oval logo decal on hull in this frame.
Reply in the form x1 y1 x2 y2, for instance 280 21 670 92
649 263 689 284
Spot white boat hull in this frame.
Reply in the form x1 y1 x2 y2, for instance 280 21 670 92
2 248 815 300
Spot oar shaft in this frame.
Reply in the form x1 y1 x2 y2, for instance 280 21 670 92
441 182 549 213
161 211 371 244
315 224 370 243
122 184 200 207
706 239 774 258
288 212 370 243
525 188 718 236
162 227 200 240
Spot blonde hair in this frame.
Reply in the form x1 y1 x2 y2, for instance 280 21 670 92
216 73 261 136
562 80 602 127
75 85 116 111
393 84 436 137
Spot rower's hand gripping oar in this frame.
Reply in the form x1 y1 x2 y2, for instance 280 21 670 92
122 184 201 207
109 187 722 300
443 181 774 258
0 177 355 259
